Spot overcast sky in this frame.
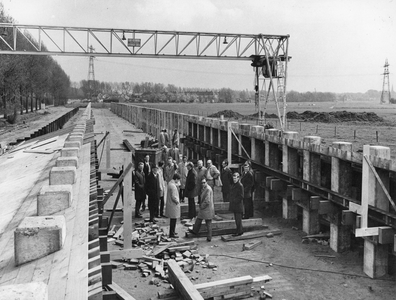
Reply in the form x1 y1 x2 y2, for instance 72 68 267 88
2 0 396 93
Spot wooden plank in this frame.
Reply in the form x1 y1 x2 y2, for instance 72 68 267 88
355 227 381 237
187 218 262 232
243 240 262 251
221 230 282 242
167 259 204 300
123 153 133 249
110 249 144 261
186 225 268 238
107 282 138 300
102 162 133 206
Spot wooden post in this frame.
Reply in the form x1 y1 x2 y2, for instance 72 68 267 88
106 133 111 169
281 131 299 220
123 153 133 249
361 145 391 278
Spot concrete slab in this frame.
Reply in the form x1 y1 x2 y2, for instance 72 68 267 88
56 156 79 168
60 147 79 157
14 215 66 265
37 185 73 215
49 166 77 185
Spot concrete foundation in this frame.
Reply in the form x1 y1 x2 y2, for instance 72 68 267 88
61 147 79 158
37 185 73 215
55 156 79 168
14 216 66 265
0 282 48 300
364 239 388 278
64 140 81 149
49 166 77 185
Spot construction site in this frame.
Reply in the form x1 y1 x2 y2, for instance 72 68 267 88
1 8 396 300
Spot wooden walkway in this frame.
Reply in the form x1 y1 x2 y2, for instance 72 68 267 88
0 132 91 299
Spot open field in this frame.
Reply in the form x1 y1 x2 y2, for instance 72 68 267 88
135 101 396 158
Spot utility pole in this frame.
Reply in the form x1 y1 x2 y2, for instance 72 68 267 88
380 59 391 104
88 45 95 101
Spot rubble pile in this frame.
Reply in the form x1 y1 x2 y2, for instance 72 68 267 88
109 222 218 283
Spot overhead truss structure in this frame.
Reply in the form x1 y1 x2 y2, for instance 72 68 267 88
0 23 290 128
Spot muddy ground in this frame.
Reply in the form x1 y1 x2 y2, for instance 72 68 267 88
92 107 396 300
2 106 396 299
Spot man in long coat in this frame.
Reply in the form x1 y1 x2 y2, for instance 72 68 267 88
185 162 197 220
240 164 254 219
164 157 178 183
146 165 161 223
220 159 233 202
229 172 244 236
165 173 181 238
195 160 207 204
189 178 215 241
134 162 146 218
177 155 188 203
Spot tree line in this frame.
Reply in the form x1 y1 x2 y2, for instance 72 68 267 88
0 4 70 122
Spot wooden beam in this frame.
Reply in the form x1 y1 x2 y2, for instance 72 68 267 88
355 227 383 237
123 153 133 249
364 155 396 212
110 249 144 261
341 210 356 226
107 282 137 300
378 227 394 244
269 178 286 191
318 200 338 215
167 259 204 300
102 162 133 206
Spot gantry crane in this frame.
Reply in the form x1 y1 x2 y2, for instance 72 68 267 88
0 23 291 129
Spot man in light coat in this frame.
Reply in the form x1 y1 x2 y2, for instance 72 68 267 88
195 160 207 204
164 156 178 183
205 159 220 191
165 173 181 238
189 178 214 242
177 155 188 203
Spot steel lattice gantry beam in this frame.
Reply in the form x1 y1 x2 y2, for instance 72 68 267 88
0 23 291 129
0 23 289 60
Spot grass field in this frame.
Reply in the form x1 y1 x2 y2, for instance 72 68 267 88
134 101 396 158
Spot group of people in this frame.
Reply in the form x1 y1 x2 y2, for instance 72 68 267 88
133 147 255 240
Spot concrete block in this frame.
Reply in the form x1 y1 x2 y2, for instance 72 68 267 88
0 282 48 300
49 166 76 185
56 156 79 168
61 147 79 157
37 185 73 215
72 129 85 135
64 140 81 149
14 216 66 265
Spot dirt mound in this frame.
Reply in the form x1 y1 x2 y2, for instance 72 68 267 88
208 110 244 118
286 110 384 123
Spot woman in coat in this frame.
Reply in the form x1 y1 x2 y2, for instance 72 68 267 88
165 173 181 238
189 178 215 241
229 172 244 236
185 162 197 220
